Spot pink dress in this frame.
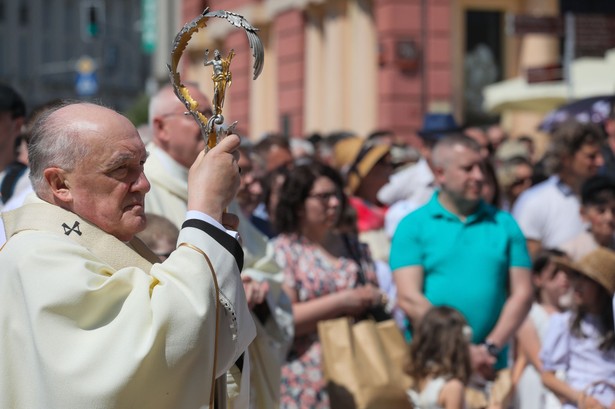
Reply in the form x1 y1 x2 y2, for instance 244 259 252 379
273 233 362 409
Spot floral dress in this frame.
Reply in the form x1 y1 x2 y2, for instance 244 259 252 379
273 233 362 409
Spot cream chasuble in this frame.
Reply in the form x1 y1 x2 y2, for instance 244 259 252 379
0 196 255 408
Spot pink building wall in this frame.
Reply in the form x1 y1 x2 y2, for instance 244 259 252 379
180 0 454 144
375 0 453 145
274 9 305 138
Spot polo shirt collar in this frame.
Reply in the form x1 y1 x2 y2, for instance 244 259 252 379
552 175 575 197
426 190 493 223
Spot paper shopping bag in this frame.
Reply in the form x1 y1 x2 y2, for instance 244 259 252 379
318 317 413 409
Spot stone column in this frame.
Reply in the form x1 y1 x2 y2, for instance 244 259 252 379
347 0 378 136
304 6 325 136
322 0 347 133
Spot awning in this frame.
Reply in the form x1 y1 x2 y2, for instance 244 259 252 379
484 48 615 113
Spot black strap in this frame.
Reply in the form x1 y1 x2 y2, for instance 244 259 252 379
341 233 368 285
1 161 27 204
341 233 392 322
181 218 244 272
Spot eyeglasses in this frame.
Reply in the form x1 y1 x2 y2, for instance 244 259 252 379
308 191 339 203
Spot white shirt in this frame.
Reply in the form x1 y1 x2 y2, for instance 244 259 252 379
380 158 436 238
512 176 586 249
377 158 435 206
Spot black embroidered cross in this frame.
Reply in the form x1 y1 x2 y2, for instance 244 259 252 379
62 221 82 236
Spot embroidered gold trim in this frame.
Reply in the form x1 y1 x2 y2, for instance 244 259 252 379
178 242 221 407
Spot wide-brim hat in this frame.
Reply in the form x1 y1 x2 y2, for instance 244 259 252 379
417 113 462 141
554 247 615 296
333 137 390 194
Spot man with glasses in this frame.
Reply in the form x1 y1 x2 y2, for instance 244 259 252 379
145 84 293 409
145 83 213 227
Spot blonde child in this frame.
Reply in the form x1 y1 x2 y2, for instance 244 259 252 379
541 247 615 409
406 306 472 409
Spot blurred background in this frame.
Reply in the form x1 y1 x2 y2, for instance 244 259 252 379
2 0 615 150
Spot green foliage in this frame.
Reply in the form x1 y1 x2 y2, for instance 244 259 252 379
124 93 150 127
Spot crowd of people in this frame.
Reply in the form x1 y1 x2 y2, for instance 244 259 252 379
0 81 614 409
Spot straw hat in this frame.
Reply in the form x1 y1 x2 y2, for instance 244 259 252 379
554 247 615 296
333 137 390 194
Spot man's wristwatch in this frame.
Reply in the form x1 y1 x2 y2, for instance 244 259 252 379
482 341 501 357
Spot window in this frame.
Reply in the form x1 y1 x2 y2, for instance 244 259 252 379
464 10 503 124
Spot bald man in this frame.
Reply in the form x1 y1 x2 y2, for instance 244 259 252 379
391 134 533 381
0 101 255 408
146 85 293 409
144 84 213 226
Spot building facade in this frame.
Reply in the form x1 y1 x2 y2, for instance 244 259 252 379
175 0 534 145
0 0 149 112
4 0 611 140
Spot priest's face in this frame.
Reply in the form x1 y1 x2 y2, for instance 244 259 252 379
60 105 151 241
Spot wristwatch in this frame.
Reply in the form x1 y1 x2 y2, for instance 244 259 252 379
482 341 500 357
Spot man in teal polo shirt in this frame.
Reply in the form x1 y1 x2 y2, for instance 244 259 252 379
391 134 533 379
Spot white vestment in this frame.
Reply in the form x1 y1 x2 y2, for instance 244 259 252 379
0 196 255 409
227 202 294 409
144 146 291 407
144 143 190 227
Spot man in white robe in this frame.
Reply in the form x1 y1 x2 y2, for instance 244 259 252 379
146 84 293 409
0 101 255 409
145 84 212 227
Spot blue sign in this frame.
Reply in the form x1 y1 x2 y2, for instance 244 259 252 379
75 72 98 97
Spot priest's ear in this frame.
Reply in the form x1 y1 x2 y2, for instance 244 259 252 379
152 115 172 145
43 167 73 204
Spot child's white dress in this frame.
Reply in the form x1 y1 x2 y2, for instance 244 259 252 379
540 311 615 409
515 303 562 409
407 376 447 409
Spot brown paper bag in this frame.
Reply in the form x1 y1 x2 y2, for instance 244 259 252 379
318 317 414 409
465 369 514 409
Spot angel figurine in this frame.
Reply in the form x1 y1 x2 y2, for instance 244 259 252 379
204 48 235 117
168 7 262 151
